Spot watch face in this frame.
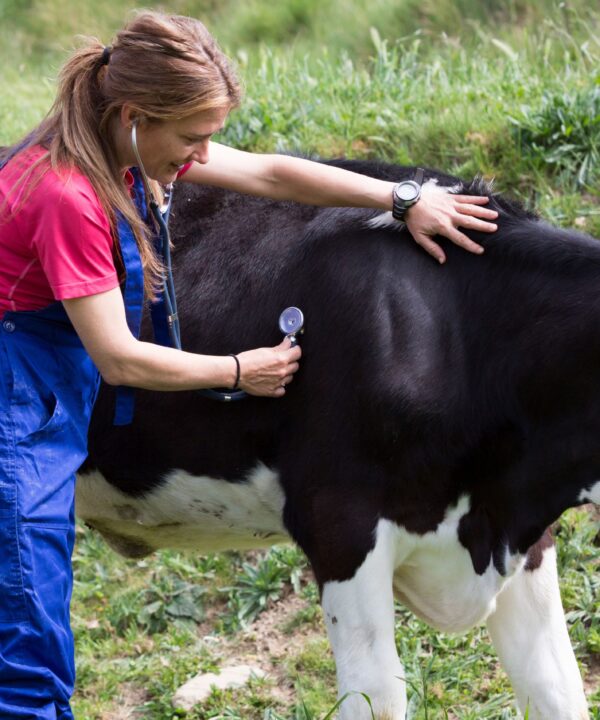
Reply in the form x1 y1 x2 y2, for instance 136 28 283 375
395 181 420 202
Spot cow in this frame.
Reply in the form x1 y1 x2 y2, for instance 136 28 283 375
76 159 598 720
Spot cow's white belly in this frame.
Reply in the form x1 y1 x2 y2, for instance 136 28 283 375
77 468 517 633
76 462 290 555
389 497 523 633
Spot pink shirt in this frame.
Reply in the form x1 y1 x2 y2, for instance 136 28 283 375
0 147 191 319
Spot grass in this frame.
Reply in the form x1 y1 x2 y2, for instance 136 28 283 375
2 0 598 63
69 507 599 719
1 1 599 716
2 3 600 235
509 85 600 188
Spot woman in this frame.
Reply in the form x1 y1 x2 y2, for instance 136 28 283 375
0 10 497 719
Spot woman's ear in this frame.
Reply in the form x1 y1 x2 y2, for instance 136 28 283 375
120 104 137 129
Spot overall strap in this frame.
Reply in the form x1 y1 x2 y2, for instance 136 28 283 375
148 184 175 348
113 169 176 425
112 169 148 426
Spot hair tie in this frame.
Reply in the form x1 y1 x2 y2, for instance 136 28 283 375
101 46 112 66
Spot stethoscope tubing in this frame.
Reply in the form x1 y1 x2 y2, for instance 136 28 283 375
130 123 247 401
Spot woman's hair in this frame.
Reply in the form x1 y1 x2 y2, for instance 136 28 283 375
1 11 241 297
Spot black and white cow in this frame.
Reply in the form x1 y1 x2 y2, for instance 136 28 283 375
77 160 598 720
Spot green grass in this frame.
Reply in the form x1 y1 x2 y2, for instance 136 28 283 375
69 508 599 719
2 2 600 235
2 0 598 63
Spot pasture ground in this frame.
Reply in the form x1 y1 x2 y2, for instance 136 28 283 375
71 508 598 719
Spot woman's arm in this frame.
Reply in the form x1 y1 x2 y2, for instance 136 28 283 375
184 142 392 206
183 143 498 264
62 288 300 397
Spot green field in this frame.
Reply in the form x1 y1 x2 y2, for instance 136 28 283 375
1 1 599 718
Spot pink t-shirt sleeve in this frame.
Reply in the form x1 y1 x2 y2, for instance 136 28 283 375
29 172 119 300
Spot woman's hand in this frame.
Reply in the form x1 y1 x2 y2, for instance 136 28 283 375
405 185 499 264
236 338 301 397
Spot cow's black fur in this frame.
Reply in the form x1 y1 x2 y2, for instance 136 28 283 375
84 159 600 585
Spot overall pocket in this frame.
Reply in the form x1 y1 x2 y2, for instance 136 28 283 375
3 335 66 444
0 482 28 623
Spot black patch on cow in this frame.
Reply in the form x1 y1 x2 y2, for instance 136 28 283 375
524 528 554 572
85 523 154 559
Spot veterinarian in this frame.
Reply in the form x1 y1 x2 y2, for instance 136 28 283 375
0 10 498 718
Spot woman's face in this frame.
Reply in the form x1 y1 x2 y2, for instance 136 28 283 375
129 106 229 183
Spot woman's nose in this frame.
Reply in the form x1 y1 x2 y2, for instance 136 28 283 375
190 141 209 165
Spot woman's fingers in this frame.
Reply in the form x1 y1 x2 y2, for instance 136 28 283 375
455 203 499 221
275 337 302 361
453 212 498 233
412 223 485 263
275 336 292 350
286 361 300 375
444 226 485 254
405 186 499 262
411 232 446 264
452 194 491 205
236 342 302 397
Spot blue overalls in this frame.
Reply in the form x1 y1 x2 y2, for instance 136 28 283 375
0 166 150 718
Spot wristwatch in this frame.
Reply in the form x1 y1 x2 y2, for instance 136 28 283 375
392 167 425 221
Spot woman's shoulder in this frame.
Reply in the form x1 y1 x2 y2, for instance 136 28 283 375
4 145 102 208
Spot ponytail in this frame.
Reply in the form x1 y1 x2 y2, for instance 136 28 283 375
1 11 241 299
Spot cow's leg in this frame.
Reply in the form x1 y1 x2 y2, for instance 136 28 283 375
486 540 588 720
320 520 406 720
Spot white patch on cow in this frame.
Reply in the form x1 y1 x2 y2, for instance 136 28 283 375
366 178 465 232
391 495 521 633
578 480 600 504
322 520 406 720
486 546 589 719
427 178 464 194
365 210 402 231
321 496 524 719
76 462 289 554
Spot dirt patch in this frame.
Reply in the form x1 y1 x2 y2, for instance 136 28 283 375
101 683 149 720
198 588 325 705
584 652 600 698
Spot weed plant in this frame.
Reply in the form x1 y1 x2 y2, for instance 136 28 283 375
222 546 308 629
510 85 600 188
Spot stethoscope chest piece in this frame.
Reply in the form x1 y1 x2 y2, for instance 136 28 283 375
279 306 304 346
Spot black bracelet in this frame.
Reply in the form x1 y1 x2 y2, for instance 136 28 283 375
228 353 241 390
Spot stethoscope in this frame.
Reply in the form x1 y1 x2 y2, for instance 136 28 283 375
130 123 304 402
